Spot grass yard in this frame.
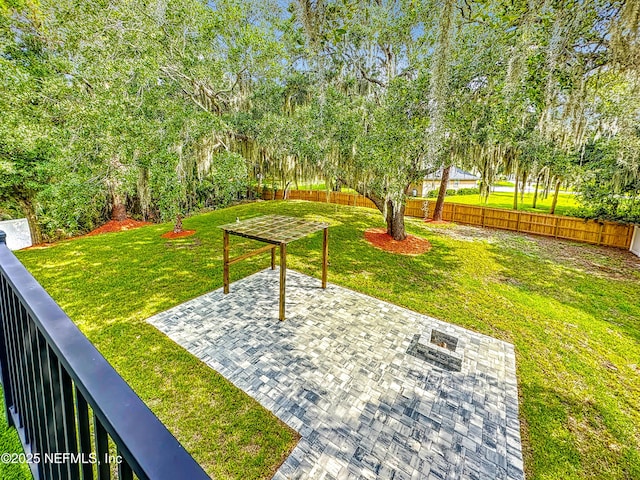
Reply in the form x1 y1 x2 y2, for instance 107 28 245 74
432 191 580 216
2 200 639 479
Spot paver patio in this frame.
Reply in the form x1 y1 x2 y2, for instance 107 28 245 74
146 268 524 479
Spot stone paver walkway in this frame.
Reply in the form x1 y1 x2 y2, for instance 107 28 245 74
146 269 524 479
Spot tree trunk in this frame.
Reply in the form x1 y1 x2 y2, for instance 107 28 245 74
17 198 43 245
513 163 519 210
432 164 451 221
111 193 127 221
549 178 562 215
352 184 408 241
107 157 127 221
173 214 183 233
385 199 407 241
532 175 540 208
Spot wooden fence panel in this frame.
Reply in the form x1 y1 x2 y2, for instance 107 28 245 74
484 207 519 231
441 203 454 221
266 189 634 249
603 222 635 248
518 213 557 237
405 198 427 218
557 217 597 243
450 205 484 226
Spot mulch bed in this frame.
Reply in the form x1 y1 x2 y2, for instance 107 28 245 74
22 218 152 249
424 219 450 225
86 219 152 236
364 228 431 255
161 230 197 239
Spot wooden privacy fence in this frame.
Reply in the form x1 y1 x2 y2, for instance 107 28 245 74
260 188 635 249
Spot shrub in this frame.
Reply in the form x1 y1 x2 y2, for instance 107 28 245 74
427 189 460 197
456 188 480 195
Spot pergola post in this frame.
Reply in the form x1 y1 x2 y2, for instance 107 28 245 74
279 243 286 321
223 230 230 294
322 227 328 289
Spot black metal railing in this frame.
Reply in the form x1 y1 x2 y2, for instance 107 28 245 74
0 231 210 480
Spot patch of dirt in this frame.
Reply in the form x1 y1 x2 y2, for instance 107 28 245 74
21 218 152 249
529 235 640 280
424 219 451 225
497 275 524 287
86 218 152 236
422 223 518 244
161 229 196 239
364 228 431 255
422 222 640 280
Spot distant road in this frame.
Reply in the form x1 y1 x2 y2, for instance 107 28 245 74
491 185 575 194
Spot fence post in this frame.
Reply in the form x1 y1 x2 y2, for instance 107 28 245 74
598 222 604 246
516 211 522 232
626 224 635 249
554 217 560 238
0 230 15 427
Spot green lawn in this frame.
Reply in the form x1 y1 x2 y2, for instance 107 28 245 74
494 180 516 187
2 200 639 479
436 191 580 216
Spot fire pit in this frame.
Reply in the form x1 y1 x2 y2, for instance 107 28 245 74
407 329 463 371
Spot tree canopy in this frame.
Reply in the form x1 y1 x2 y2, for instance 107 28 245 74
1 0 639 242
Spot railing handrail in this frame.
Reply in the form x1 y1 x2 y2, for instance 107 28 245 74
0 231 210 480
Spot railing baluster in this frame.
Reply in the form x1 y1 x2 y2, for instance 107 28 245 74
60 368 80 480
24 307 48 477
2 276 26 435
117 451 134 480
31 318 54 479
75 388 94 480
6 281 28 434
0 274 16 427
48 347 66 480
16 295 37 451
37 329 58 471
94 416 110 480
